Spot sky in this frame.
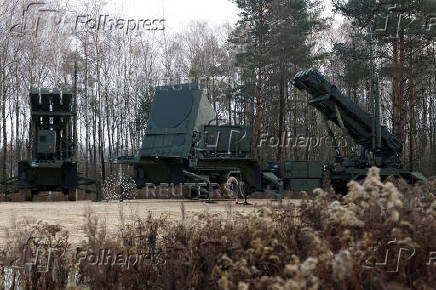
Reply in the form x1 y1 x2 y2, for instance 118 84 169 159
105 0 340 32
107 0 241 32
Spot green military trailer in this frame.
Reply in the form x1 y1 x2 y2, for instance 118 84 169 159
278 161 323 191
18 88 78 201
114 83 283 200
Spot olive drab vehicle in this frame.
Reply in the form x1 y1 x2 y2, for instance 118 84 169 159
115 70 427 198
114 83 284 201
269 161 324 191
0 65 100 201
18 87 78 201
293 68 426 194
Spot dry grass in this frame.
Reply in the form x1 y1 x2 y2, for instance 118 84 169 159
0 167 435 289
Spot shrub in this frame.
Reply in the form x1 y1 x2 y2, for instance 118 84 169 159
1 167 435 289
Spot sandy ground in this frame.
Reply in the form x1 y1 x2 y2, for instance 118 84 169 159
0 199 294 246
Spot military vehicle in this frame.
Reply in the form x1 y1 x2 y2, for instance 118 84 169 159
17 86 78 201
293 68 426 194
113 70 426 198
0 65 100 202
269 161 323 191
113 83 283 201
13 65 79 201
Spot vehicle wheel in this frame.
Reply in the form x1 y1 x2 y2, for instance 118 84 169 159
321 170 331 192
332 181 348 195
66 189 77 201
181 185 191 199
22 189 33 201
238 181 248 199
182 184 201 199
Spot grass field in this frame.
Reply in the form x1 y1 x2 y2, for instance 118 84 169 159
0 168 434 289
0 199 285 246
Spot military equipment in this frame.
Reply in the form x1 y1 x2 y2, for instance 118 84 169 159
279 161 323 190
13 65 80 201
266 161 324 191
293 68 427 194
17 87 78 201
114 83 283 201
0 65 101 201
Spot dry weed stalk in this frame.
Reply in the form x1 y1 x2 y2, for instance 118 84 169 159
0 167 435 289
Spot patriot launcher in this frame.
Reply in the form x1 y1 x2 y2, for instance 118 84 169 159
1 65 101 201
293 68 426 194
17 87 78 201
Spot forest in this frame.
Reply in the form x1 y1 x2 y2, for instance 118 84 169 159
0 0 435 187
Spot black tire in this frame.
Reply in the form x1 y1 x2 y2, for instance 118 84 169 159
238 181 248 199
283 179 290 191
332 181 348 196
321 171 331 192
66 189 77 201
182 185 200 199
23 189 33 201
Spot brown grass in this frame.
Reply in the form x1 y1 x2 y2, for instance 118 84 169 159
0 167 435 289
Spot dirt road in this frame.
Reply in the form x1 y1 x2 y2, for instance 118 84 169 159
0 199 291 245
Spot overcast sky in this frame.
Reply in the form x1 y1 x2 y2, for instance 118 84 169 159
107 0 240 32
104 0 338 33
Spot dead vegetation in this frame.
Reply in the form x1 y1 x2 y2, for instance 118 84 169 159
0 167 435 289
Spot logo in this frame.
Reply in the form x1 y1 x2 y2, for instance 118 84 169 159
374 1 436 39
9 2 62 37
9 246 66 273
205 128 248 154
8 2 165 37
363 238 436 272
